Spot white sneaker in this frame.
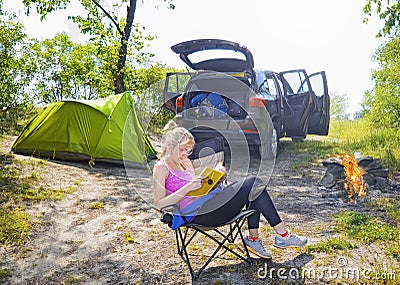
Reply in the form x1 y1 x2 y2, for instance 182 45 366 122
244 237 272 259
273 230 307 248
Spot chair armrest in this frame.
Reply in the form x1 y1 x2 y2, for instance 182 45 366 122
160 204 192 226
160 204 178 214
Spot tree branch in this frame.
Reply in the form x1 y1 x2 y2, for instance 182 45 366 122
91 0 125 38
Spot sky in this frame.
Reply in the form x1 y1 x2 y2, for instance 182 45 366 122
4 0 384 116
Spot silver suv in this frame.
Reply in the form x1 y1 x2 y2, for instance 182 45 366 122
163 39 330 159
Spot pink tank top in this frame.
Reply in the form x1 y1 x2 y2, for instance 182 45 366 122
163 160 197 209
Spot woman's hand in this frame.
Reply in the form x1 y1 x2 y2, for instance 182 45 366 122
186 175 204 193
215 162 226 173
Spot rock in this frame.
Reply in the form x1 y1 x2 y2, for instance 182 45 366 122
374 177 388 189
359 159 383 171
368 168 389 178
357 156 373 167
363 174 376 186
325 164 345 180
319 187 346 198
322 157 342 167
319 172 337 188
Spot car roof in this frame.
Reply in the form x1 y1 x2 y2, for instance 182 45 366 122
171 39 254 72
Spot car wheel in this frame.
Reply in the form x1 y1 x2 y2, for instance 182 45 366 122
258 127 278 160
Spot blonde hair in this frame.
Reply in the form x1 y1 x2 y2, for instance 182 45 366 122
159 120 195 159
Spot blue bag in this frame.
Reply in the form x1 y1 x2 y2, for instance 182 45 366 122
207 92 228 114
190 93 208 107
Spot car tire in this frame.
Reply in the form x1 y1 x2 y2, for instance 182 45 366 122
258 127 278 160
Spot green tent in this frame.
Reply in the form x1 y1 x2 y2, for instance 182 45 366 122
11 92 155 166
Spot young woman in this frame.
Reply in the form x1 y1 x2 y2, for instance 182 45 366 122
153 120 307 259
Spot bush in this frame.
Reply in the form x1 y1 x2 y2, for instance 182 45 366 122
0 104 37 136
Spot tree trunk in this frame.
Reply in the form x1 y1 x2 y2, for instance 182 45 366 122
114 0 137 94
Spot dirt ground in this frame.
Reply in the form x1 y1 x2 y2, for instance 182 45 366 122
1 135 399 285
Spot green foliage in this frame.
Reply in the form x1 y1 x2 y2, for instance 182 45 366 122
0 268 11 280
335 211 369 226
1 2 176 134
280 118 400 173
335 211 399 243
89 201 105 209
387 242 400 261
364 37 400 131
0 18 37 135
343 124 400 172
285 119 400 172
367 197 400 223
22 0 161 94
63 275 81 285
0 205 32 246
330 92 350 120
131 65 182 134
1 103 38 136
364 0 400 37
30 33 115 102
124 231 134 243
306 237 357 254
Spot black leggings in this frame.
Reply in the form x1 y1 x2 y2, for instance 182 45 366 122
191 176 282 229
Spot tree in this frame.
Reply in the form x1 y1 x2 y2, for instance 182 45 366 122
364 37 400 129
22 0 174 94
0 17 37 134
330 92 350 120
30 33 115 103
364 0 400 37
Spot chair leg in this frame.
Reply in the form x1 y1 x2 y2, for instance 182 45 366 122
174 220 253 280
176 227 198 280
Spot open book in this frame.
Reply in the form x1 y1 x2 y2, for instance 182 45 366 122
188 167 225 197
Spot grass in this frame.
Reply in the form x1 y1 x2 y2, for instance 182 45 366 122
366 198 400 261
89 201 105 210
334 211 399 243
63 275 81 284
306 237 358 254
367 197 400 224
279 119 400 173
0 150 78 248
0 205 32 246
0 268 11 280
3 186 78 202
124 231 134 243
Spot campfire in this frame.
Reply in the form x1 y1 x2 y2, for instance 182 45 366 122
341 154 367 203
319 154 391 203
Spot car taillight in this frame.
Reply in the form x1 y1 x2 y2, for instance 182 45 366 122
176 96 183 113
249 97 266 108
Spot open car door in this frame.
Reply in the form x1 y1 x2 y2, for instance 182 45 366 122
279 69 318 138
307 71 330 135
163 72 192 113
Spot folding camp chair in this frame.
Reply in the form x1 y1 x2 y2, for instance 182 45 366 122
160 137 255 280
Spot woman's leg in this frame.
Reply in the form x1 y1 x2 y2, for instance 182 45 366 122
247 188 285 240
193 176 284 229
248 189 282 229
191 176 257 226
249 189 307 249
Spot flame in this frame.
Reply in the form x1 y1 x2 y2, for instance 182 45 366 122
341 154 367 203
